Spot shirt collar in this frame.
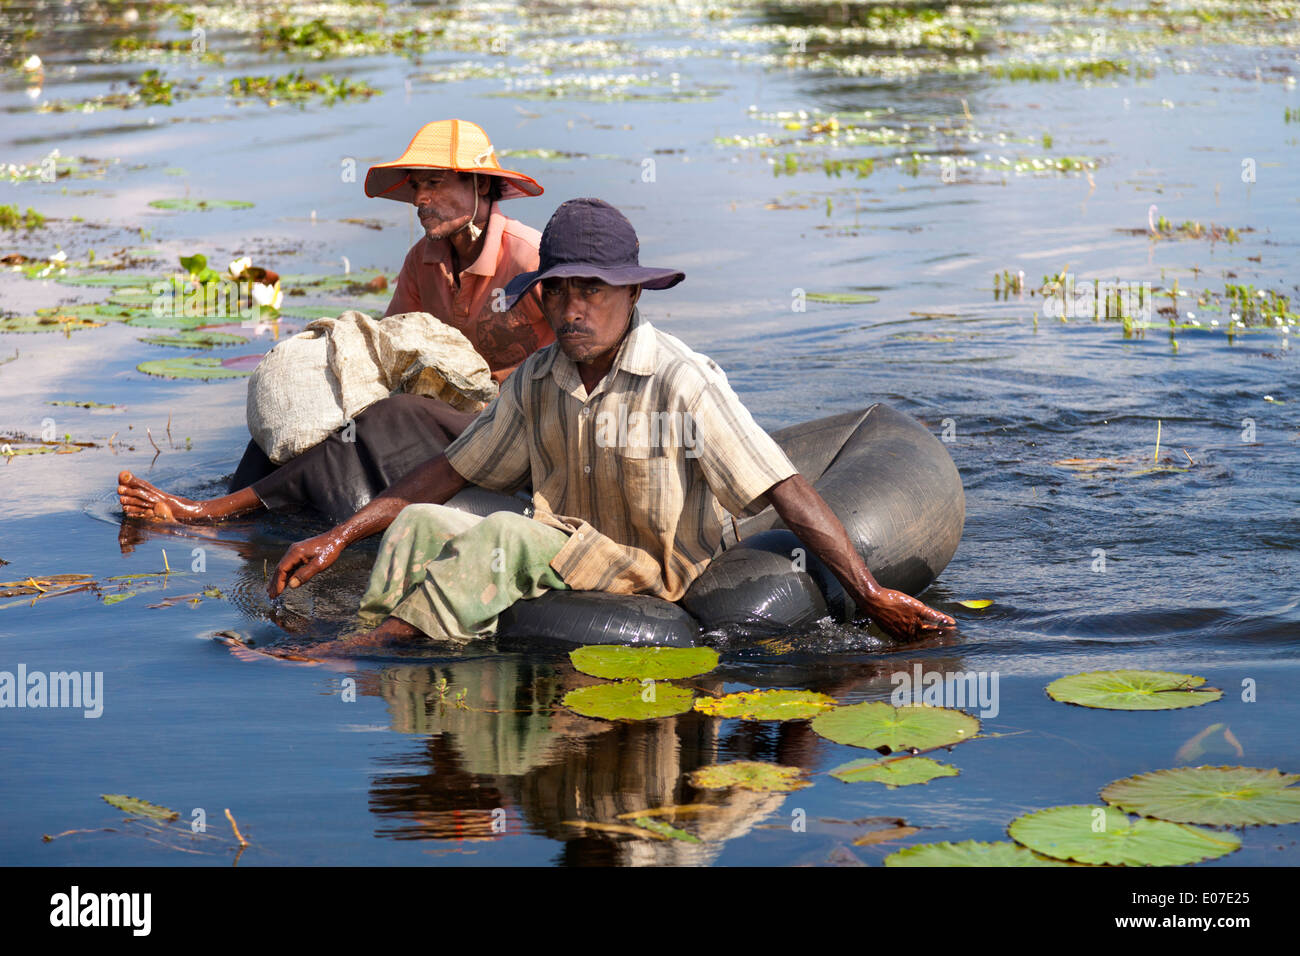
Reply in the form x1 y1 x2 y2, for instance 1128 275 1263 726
420 205 506 276
532 307 657 396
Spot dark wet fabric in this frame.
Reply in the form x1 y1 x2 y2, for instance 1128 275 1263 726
228 394 478 524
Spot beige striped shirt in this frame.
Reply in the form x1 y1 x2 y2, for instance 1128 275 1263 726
443 308 798 600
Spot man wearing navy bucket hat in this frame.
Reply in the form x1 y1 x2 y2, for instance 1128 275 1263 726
269 199 956 647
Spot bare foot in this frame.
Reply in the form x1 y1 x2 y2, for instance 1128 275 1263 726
117 470 204 523
306 617 425 658
214 617 425 665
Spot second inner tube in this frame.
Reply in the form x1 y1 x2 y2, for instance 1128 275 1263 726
491 404 964 646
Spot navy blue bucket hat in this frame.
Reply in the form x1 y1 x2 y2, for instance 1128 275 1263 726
503 198 685 309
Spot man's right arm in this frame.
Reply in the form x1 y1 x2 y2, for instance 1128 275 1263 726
267 454 467 598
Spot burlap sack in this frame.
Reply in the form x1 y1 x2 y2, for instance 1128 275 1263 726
246 310 497 464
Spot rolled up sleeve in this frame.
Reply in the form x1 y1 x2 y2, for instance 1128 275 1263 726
687 381 798 518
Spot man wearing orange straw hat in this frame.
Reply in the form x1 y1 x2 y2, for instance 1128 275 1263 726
117 120 554 527
368 118 553 379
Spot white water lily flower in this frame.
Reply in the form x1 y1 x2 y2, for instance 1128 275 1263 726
251 281 282 310
228 256 252 278
50 250 67 263
22 55 42 72
1210 320 1219 327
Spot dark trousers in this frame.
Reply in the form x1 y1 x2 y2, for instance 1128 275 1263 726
228 393 478 525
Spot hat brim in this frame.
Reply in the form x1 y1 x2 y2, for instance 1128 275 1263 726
364 165 543 204
503 263 685 311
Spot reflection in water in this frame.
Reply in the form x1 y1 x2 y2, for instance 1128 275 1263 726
359 652 968 864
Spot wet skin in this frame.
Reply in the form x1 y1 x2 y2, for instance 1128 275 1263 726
267 277 955 648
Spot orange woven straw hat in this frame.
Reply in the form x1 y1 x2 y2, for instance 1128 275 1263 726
364 119 543 204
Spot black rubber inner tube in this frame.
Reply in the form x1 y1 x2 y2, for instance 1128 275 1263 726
494 404 964 646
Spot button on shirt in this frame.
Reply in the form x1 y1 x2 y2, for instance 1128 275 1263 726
443 308 799 601
384 208 554 379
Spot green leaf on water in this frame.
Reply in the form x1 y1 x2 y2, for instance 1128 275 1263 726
102 592 136 605
561 680 693 721
1101 767 1300 827
1008 805 1240 866
139 330 247 350
631 817 702 843
957 599 993 609
101 793 180 821
569 645 718 681
885 840 1068 867
805 292 880 304
107 290 160 308
54 272 164 288
693 688 836 721
811 702 980 752
0 314 105 333
136 356 250 380
149 198 254 212
125 313 209 331
1046 670 1222 711
829 756 959 788
688 761 811 793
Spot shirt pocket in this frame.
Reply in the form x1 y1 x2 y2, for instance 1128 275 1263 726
612 444 681 536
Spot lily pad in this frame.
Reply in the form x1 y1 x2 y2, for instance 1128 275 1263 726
0 314 104 333
54 272 164 288
885 840 1068 867
569 645 718 681
1101 767 1300 826
148 198 254 212
279 272 388 291
125 314 209 331
1046 670 1222 711
1008 805 1240 866
829 756 959 788
101 794 179 821
811 702 980 752
136 356 250 380
107 290 161 308
688 761 811 793
139 330 247 349
693 688 836 720
806 292 880 304
957 599 993 609
561 679 693 721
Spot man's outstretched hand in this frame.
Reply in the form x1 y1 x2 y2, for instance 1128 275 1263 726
269 532 346 599
860 588 955 642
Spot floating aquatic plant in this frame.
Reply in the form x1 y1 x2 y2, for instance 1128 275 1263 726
693 688 836 720
1046 670 1221 711
1008 805 1239 866
569 645 718 680
829 756 959 788
0 204 45 231
101 794 179 821
885 840 1068 867
139 330 247 350
136 356 250 380
561 679 693 721
811 702 979 752
148 199 255 212
688 761 811 793
1101 767 1300 827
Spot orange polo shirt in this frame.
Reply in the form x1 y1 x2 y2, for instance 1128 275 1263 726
384 208 554 382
